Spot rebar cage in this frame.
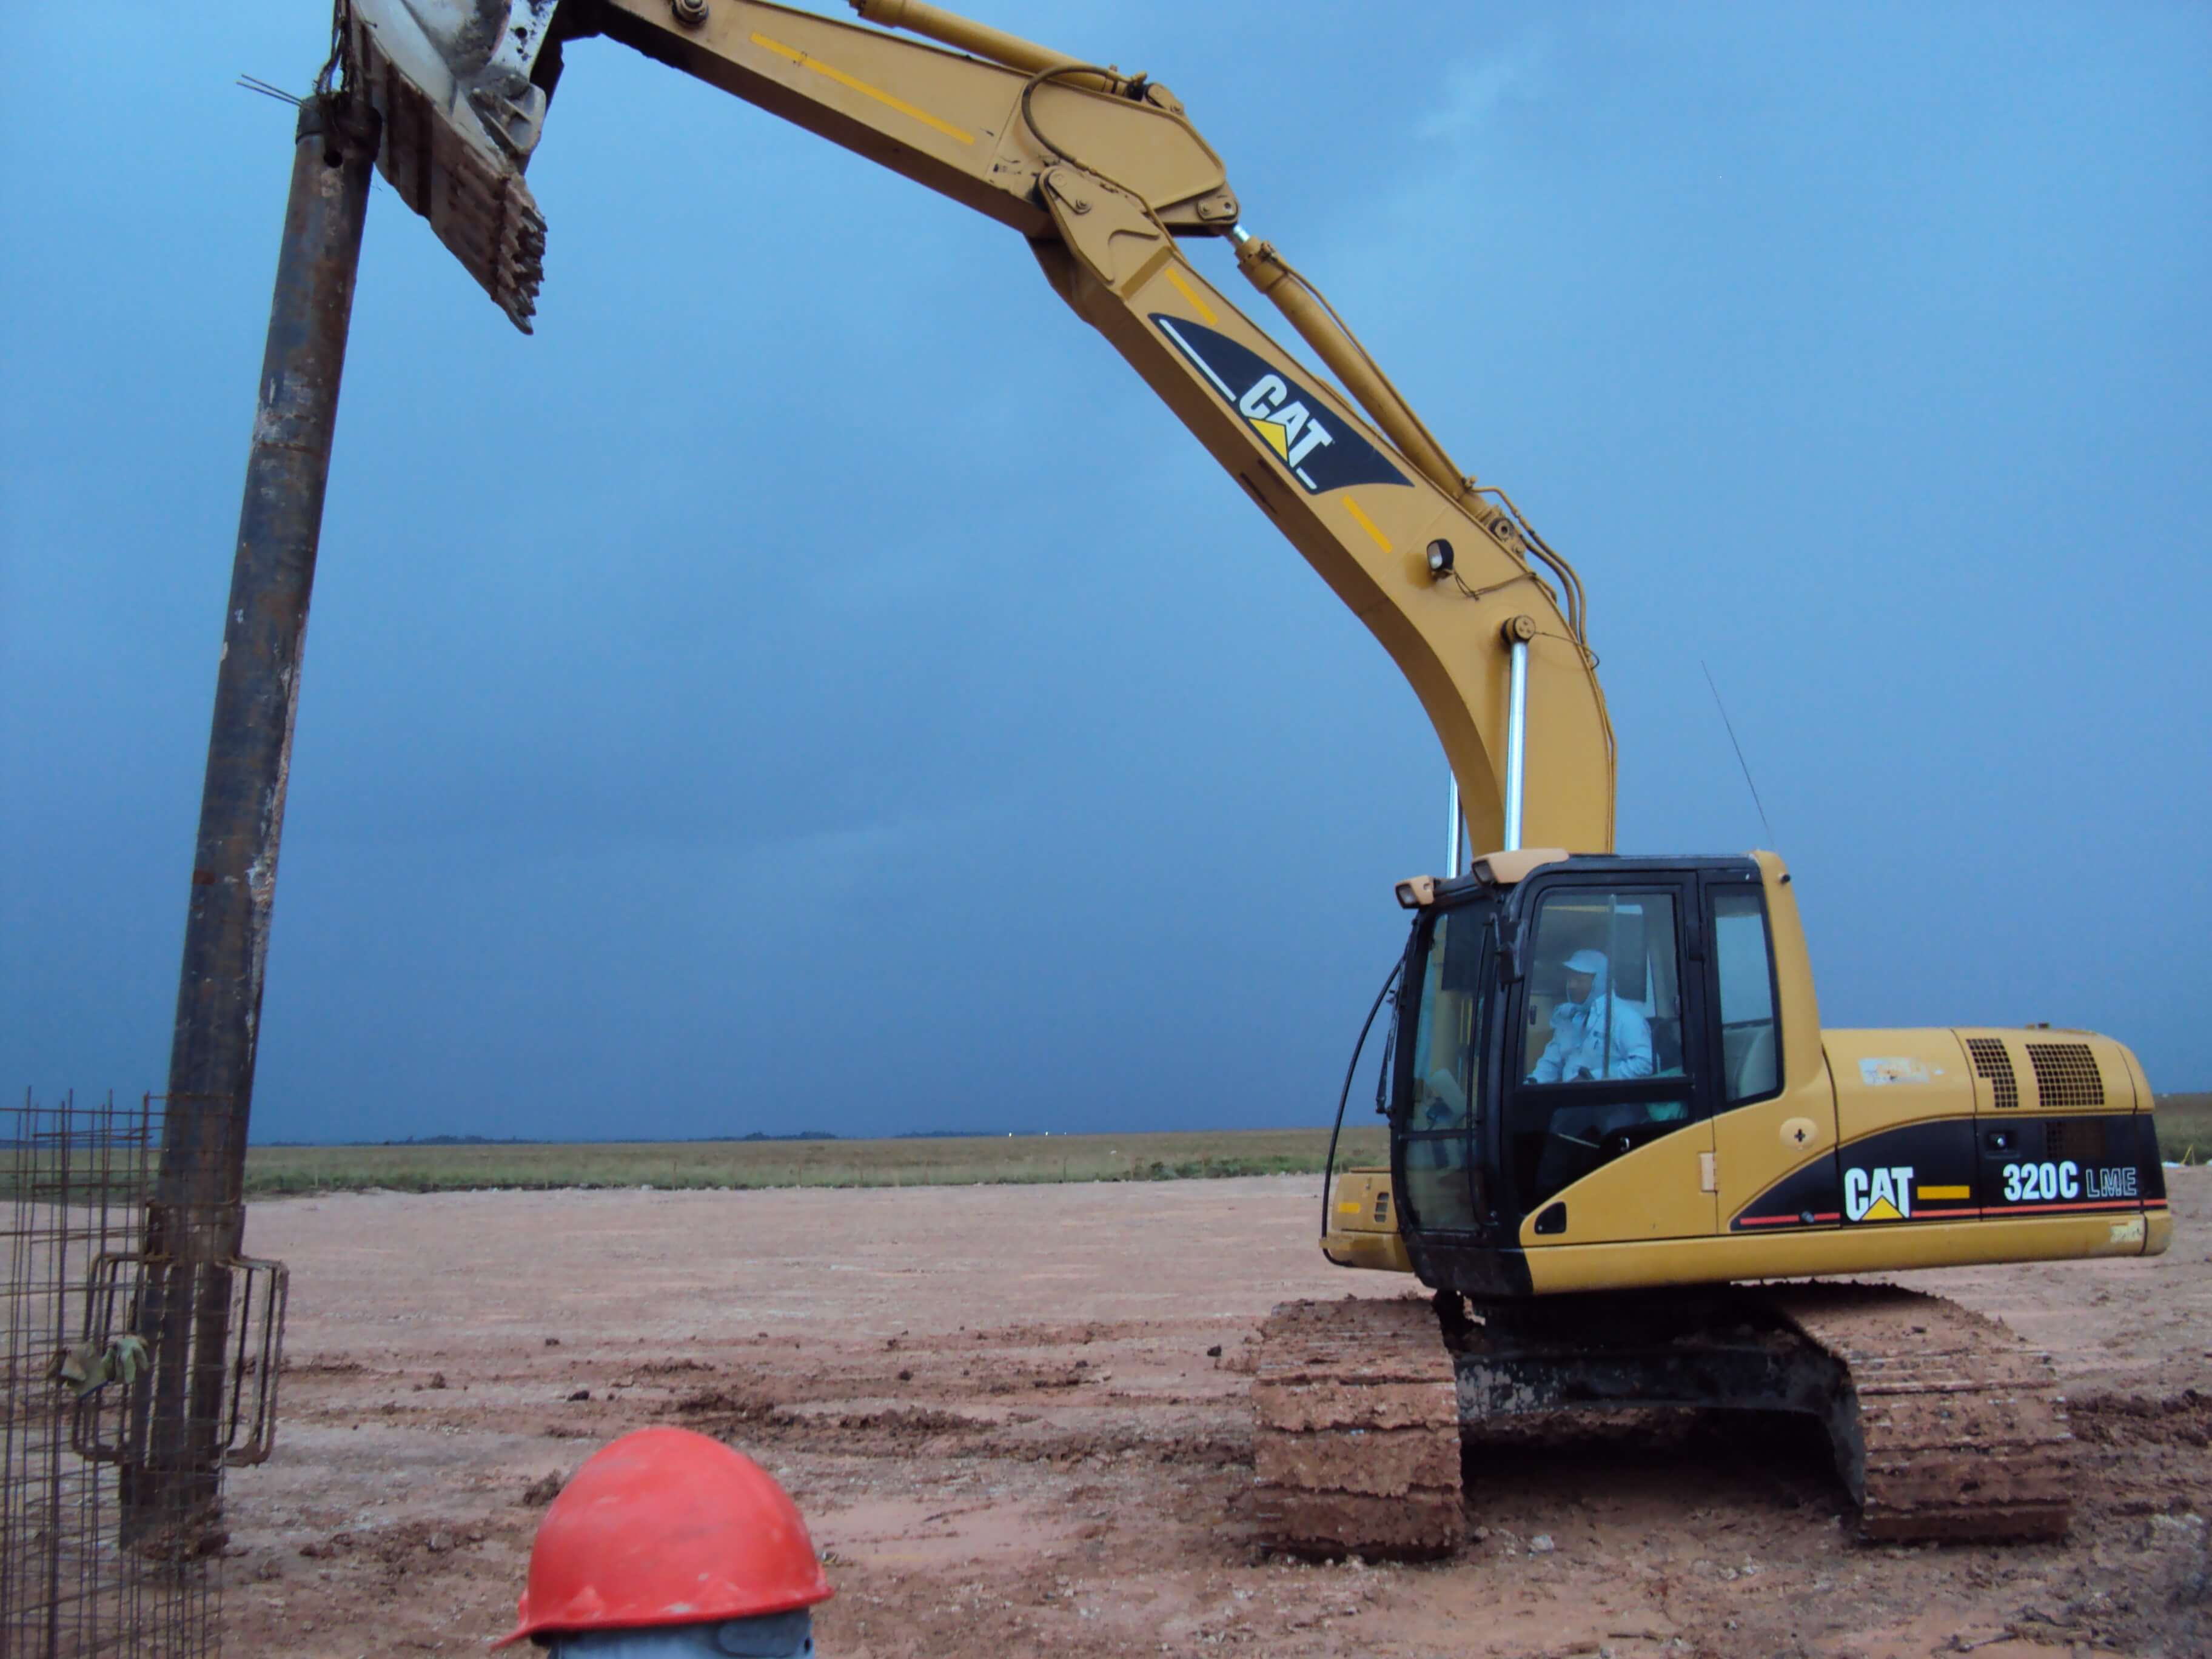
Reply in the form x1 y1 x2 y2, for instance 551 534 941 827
1 1093 221 1658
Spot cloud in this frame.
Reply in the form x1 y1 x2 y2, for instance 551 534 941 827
1417 39 1547 143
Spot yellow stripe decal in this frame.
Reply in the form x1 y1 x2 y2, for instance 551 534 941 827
751 33 976 144
1342 495 1392 552
1918 1185 1972 1201
1162 264 1219 326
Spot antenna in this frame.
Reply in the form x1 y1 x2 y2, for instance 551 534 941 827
1701 661 1775 847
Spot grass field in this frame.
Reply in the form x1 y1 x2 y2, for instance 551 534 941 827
242 1125 1394 1197
2157 1093 2212 1164
236 1094 2211 1196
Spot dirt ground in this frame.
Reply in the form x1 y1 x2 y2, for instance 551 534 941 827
221 1171 2212 1658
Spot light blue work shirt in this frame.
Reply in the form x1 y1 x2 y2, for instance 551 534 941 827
1529 992 1655 1084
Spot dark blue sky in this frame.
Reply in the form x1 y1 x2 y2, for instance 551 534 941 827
5 3 2206 1143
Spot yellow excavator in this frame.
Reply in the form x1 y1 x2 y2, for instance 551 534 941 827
345 0 2171 1553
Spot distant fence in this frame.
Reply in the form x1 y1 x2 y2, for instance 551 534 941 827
1 1091 221 1657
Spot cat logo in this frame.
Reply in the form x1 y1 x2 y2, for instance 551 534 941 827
1843 1165 1914 1222
1238 374 1333 471
1149 314 1410 497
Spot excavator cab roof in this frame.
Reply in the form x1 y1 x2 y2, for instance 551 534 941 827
1396 850 1773 910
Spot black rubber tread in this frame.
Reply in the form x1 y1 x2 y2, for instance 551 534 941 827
1763 1282 2073 1541
1243 1296 1463 1560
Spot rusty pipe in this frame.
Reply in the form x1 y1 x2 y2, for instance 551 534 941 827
127 90 378 1541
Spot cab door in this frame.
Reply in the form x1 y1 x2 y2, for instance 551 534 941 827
1499 875 1719 1245
1391 900 1493 1241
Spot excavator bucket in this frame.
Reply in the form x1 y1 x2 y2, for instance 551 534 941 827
346 0 557 330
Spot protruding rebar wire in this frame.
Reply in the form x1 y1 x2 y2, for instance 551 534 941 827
2 1092 215 1652
236 75 303 107
316 0 352 97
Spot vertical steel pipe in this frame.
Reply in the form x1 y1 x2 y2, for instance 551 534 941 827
127 91 377 1541
1503 638 1529 854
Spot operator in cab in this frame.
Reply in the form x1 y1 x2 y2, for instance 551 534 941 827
1527 949 1654 1084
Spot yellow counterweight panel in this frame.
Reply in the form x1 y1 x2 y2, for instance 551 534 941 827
1321 1168 1413 1274
1824 1030 1981 1138
2119 1042 2159 1114
1321 1229 1415 1274
1948 1026 2141 1115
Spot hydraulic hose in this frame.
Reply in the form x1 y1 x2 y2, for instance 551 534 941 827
1320 955 1405 1238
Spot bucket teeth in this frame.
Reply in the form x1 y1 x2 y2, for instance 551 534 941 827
349 4 546 332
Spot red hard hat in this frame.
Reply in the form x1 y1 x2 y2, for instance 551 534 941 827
494 1427 832 1648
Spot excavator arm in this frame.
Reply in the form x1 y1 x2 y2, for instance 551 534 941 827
328 4 2168 1564
347 0 1615 854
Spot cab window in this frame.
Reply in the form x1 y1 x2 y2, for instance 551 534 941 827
1509 888 1692 1210
1517 890 1680 1084
1398 905 1488 1232
1712 887 1780 1103
1410 910 1478 1133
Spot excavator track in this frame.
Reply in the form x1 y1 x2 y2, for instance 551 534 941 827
1245 1296 1462 1560
1766 1283 2074 1541
1243 1284 2069 1556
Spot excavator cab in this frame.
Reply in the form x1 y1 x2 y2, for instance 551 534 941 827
1336 846 2168 1304
1376 851 1786 1299
1284 846 2165 1553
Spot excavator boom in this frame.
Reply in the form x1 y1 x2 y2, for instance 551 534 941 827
333 0 2167 1561
345 0 1615 857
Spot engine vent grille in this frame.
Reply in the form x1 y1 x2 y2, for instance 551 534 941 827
2046 1117 2110 1164
2026 1041 2105 1110
1967 1037 2019 1110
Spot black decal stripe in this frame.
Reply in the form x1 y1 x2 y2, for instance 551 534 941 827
1148 313 1410 497
1729 1151 1843 1232
1735 1114 2157 1231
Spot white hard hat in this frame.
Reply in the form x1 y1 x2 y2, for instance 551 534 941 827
1564 949 1607 976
